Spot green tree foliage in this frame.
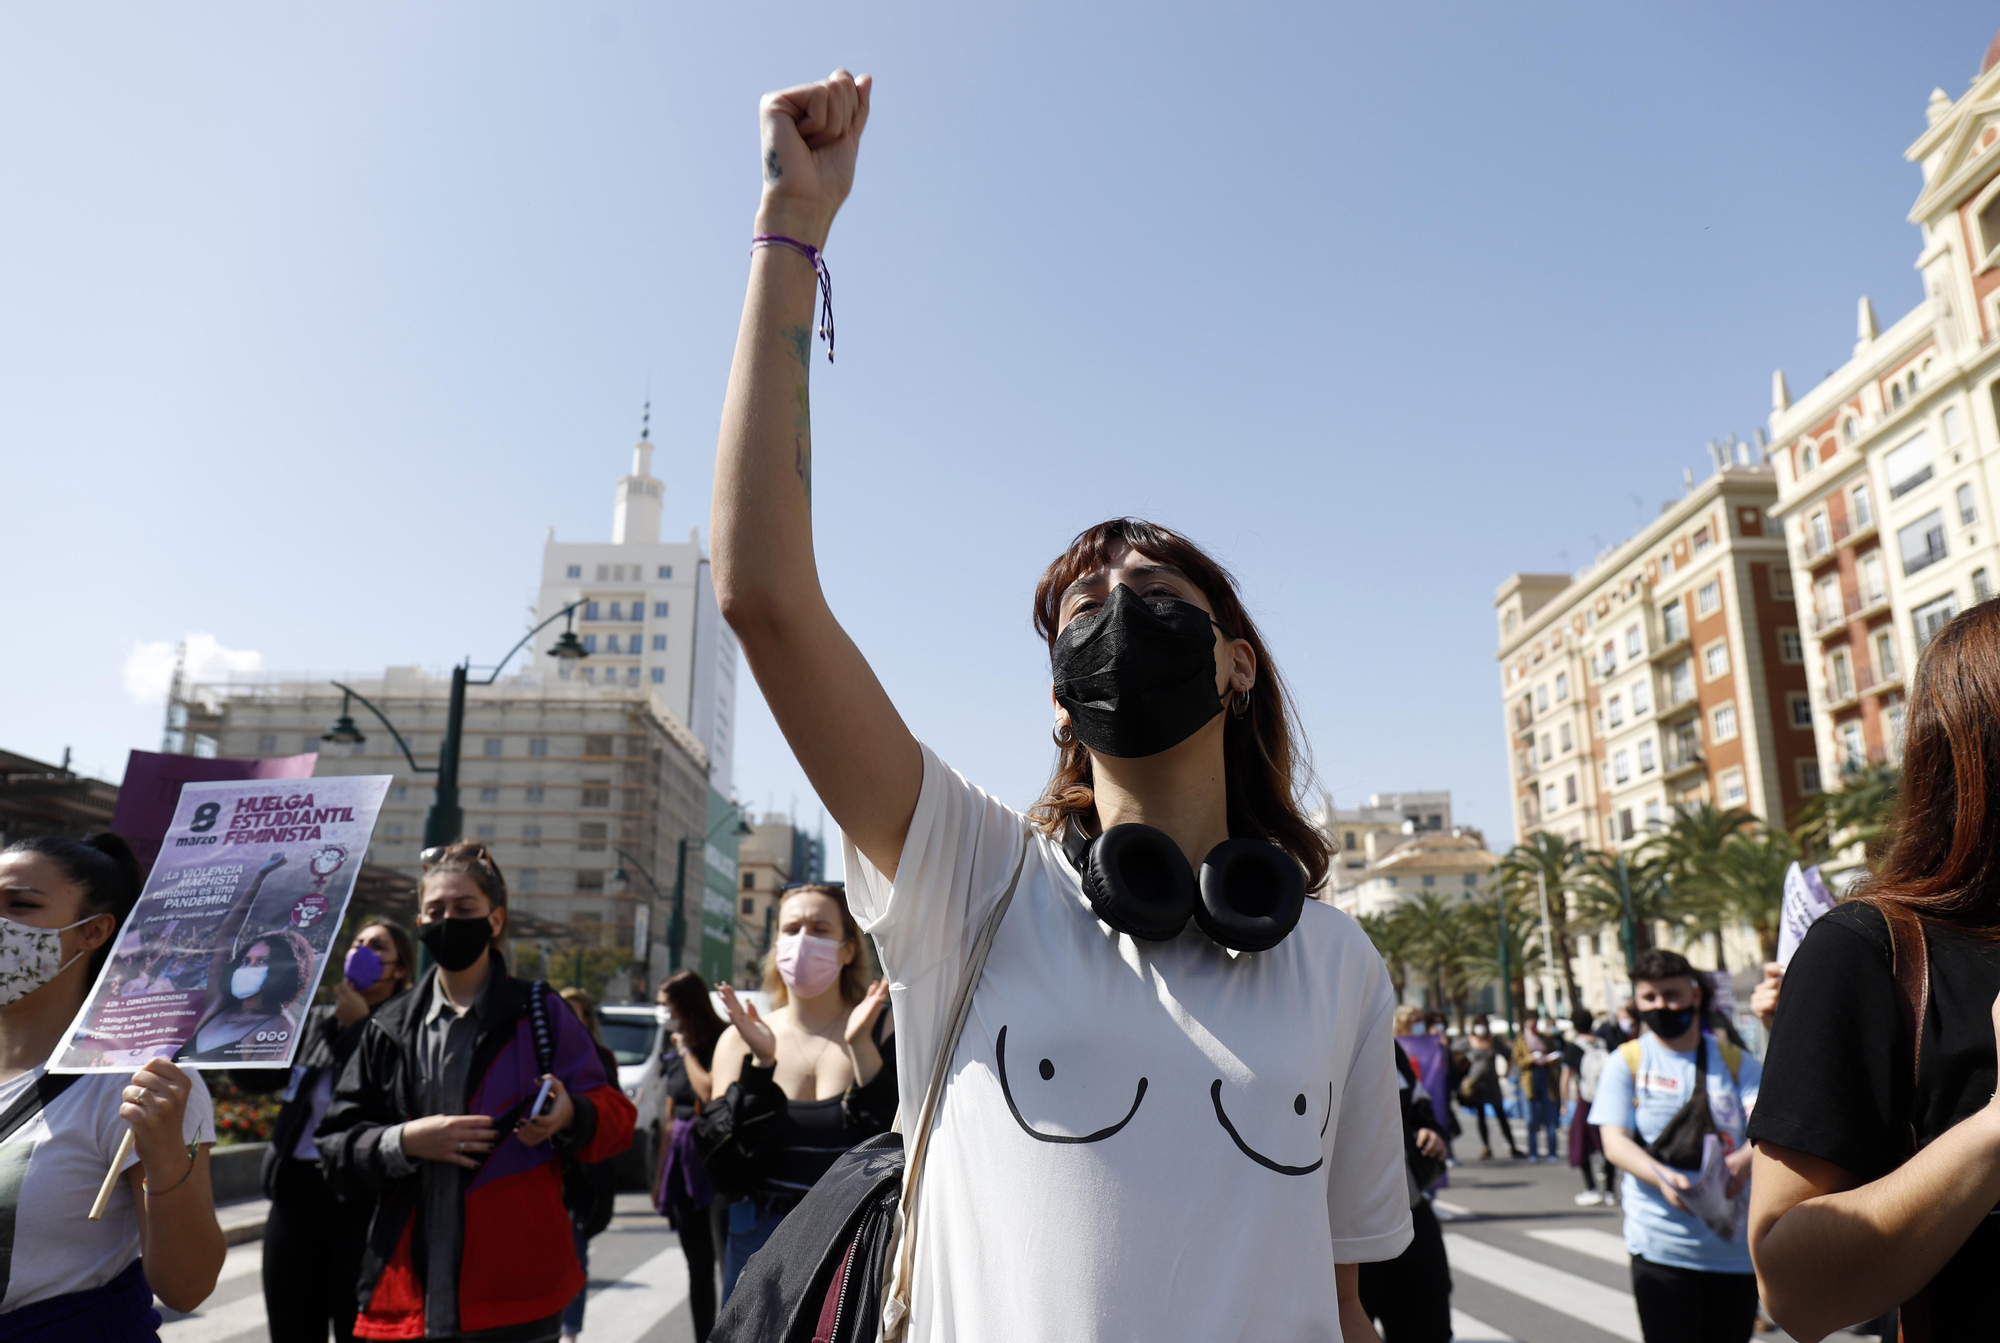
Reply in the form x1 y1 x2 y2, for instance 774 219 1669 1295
1496 831 1585 1012
1570 847 1677 961
1460 886 1546 1028
1638 803 1758 970
1792 762 1900 870
1709 827 1799 964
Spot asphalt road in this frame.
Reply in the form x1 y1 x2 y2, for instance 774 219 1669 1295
159 1154 1881 1343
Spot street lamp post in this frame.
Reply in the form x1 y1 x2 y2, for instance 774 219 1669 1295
1616 852 1639 976
612 845 667 985
325 604 588 849
1494 885 1512 1032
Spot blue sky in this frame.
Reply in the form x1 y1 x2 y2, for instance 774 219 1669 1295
6 2 1995 865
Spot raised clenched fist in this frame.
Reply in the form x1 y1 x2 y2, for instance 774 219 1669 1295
755 69 873 249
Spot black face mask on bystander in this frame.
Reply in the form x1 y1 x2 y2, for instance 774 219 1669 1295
1639 1005 1698 1040
419 916 493 973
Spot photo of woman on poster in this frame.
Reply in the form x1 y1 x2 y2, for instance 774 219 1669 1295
183 928 313 1061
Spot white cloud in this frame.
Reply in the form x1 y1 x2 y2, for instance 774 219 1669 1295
122 633 265 706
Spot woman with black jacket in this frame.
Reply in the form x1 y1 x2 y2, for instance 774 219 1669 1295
654 969 728 1340
237 920 414 1343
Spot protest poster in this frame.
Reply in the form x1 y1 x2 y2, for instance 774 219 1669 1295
51 774 391 1073
1775 861 1838 968
111 748 318 872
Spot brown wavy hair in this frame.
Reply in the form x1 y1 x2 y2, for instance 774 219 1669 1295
1852 598 2000 931
1029 518 1331 891
761 884 873 1008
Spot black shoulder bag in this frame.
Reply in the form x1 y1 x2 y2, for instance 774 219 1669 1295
1644 1033 1719 1171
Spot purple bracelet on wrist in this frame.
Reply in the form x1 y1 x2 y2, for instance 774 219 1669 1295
751 234 835 363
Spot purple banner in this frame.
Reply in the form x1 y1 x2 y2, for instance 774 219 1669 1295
52 774 391 1073
111 749 319 872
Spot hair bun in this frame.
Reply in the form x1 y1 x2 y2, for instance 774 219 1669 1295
82 833 142 895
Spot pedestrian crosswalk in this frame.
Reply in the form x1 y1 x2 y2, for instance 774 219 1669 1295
1446 1233 1644 1341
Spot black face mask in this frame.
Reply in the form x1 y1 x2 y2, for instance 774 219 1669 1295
1639 1005 1698 1040
419 915 493 972
1052 584 1224 759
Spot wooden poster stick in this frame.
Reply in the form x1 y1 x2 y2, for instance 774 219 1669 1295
88 1129 135 1221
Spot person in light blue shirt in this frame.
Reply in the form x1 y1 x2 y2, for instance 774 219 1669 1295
1589 948 1761 1343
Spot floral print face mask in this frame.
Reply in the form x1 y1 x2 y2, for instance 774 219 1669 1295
0 915 92 1006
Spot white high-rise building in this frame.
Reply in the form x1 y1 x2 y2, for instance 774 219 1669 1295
533 422 738 793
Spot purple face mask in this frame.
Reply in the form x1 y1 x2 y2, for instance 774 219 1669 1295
345 944 383 992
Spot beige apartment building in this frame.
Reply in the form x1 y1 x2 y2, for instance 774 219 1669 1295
1765 41 2000 781
1495 464 1814 851
170 668 709 994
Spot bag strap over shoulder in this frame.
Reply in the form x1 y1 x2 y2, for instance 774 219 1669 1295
527 979 556 1079
0 1073 78 1146
1856 898 1932 1343
881 832 1031 1342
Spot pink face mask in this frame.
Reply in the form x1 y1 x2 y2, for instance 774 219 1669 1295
776 932 845 998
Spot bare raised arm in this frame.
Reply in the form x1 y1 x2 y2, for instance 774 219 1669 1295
711 70 920 878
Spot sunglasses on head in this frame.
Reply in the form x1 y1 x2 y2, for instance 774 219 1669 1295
420 842 498 869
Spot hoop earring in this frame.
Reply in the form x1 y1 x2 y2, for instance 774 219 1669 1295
1231 688 1252 718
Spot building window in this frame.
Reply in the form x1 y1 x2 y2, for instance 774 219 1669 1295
1788 692 1813 728
1943 404 1966 445
1801 442 1819 473
1914 593 1960 650
474 824 496 839
482 737 502 757
1852 483 1874 529
1554 671 1569 702
1617 809 1635 841
1712 702 1739 741
1873 629 1899 681
1899 509 1948 576
1719 769 1747 806
257 733 277 754
1614 750 1631 783
650 667 666 684
1860 551 1886 606
529 738 548 757
609 602 625 622
584 735 614 756
526 786 545 804
1703 641 1729 680
1885 694 1907 757
658 566 673 579
1662 600 1687 644
1779 628 1803 663
1564 774 1578 804
1960 483 1979 526
1693 527 1712 554
523 825 542 845
581 787 610 808
1558 722 1573 753
1668 659 1695 703
391 785 408 801
1829 647 1854 700
652 635 668 651
566 565 582 578
583 602 601 621
1423 874 1437 888
1626 625 1642 658
1608 696 1624 728
1839 720 1866 770
582 635 598 653
579 822 608 851
1631 678 1651 715
1661 551 1677 578
1539 733 1552 765
1536 684 1549 713
1638 738 1656 773
576 869 605 893
1886 431 1934 499
606 634 624 654
478 786 499 803
1808 511 1831 553
654 602 671 618
741 871 756 890
384 822 404 839
1799 760 1823 795
1977 569 1994 603
626 667 641 686
1697 581 1721 617
1892 381 1906 410
1842 417 1857 444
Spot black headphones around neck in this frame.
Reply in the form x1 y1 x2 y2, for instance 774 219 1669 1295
1061 818 1306 953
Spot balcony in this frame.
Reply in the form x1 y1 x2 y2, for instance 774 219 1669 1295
1660 688 1701 720
1649 632 1691 664
1815 586 1892 638
1662 748 1705 782
1798 515 1869 568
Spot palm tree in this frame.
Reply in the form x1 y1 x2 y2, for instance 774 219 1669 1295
1398 891 1478 1026
1570 846 1679 963
1641 803 1758 970
1356 911 1413 1002
1792 762 1900 870
1460 886 1546 1028
1709 826 1799 964
1496 831 1584 1013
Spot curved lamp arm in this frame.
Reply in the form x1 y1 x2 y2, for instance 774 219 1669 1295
470 603 584 687
330 682 435 776
613 848 666 899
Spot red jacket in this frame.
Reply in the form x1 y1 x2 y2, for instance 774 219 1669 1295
318 968 636 1338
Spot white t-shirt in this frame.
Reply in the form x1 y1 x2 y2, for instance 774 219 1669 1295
0 1067 215 1311
845 746 1412 1343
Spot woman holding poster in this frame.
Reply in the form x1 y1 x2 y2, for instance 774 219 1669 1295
0 833 224 1337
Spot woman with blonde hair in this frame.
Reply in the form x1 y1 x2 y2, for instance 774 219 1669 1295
706 882 894 1300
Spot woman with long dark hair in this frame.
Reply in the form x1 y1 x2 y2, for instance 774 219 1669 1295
709 71 1410 1340
185 927 314 1062
654 968 727 1340
1749 598 2000 1340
